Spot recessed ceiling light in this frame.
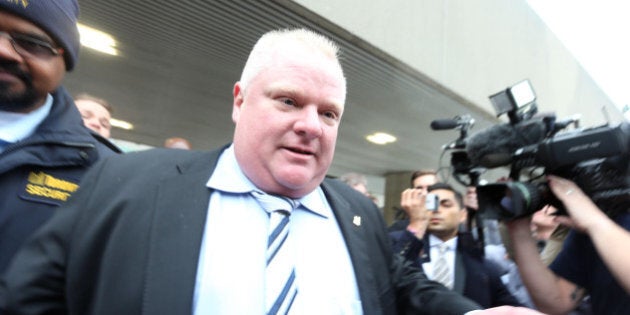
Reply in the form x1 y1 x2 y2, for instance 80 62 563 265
366 132 397 145
110 118 134 130
78 23 119 56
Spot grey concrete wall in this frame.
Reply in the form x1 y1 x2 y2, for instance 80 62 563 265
293 0 622 126
291 0 624 224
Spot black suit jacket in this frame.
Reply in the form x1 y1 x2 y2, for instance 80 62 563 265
390 230 521 308
1 147 480 315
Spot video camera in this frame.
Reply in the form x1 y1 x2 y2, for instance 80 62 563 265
432 79 630 221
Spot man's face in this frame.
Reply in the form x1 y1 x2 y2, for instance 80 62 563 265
412 174 438 193
427 189 467 241
75 99 112 138
232 45 346 198
0 11 65 113
351 183 369 196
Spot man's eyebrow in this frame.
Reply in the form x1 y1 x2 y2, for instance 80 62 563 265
265 82 300 95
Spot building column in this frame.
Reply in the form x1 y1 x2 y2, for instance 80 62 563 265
383 171 413 226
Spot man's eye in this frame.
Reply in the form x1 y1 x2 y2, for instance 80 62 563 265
101 120 111 129
14 37 50 54
281 98 297 106
323 111 338 120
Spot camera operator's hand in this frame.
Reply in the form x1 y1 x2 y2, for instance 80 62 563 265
547 174 630 295
401 188 431 239
547 175 606 232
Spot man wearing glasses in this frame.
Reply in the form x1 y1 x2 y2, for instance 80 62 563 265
0 0 119 275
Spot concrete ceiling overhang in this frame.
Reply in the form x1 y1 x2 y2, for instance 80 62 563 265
66 0 498 179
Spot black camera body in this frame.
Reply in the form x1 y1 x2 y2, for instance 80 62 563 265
433 80 630 221
477 122 630 220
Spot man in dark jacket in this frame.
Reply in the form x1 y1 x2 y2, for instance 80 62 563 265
391 183 522 308
0 0 119 275
2 27 543 315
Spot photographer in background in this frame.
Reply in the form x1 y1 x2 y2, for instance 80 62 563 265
388 169 439 232
507 175 630 314
391 183 522 308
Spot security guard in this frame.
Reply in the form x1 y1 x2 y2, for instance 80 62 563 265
0 0 120 274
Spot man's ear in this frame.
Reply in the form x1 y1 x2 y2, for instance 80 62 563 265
232 82 244 123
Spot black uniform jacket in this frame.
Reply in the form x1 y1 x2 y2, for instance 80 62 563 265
0 87 120 274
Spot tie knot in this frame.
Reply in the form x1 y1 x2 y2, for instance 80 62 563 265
438 243 449 254
251 190 298 216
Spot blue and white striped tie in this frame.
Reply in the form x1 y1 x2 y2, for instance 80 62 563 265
252 191 299 315
433 243 453 289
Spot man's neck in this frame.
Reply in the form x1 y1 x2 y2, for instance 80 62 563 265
0 94 53 143
431 231 458 243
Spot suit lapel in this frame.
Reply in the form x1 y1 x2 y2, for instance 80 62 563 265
142 150 220 315
320 181 380 312
424 237 466 293
453 249 467 294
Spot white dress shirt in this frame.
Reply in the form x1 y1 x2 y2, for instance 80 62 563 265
193 145 362 314
422 234 457 283
423 236 485 315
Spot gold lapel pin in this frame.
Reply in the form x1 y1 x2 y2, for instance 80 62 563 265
353 215 361 226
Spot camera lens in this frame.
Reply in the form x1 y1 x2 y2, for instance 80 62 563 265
477 182 547 220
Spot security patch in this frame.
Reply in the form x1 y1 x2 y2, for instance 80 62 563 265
20 171 79 206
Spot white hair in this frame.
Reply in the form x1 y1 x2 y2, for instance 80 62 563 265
239 28 344 92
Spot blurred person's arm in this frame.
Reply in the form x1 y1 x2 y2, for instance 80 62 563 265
548 175 630 294
507 218 583 313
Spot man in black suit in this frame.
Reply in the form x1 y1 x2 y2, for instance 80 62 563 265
1 28 542 315
391 183 522 308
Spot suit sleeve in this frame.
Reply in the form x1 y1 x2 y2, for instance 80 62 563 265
389 230 482 314
390 229 425 264
484 259 523 307
391 253 481 315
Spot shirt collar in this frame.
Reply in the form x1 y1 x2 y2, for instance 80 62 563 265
206 144 256 194
429 234 457 251
0 94 53 143
206 144 330 218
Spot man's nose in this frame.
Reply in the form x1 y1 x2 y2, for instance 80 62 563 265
0 35 23 61
294 106 323 139
87 119 101 130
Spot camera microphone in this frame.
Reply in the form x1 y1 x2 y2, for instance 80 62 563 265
431 115 475 130
431 119 460 130
466 119 548 168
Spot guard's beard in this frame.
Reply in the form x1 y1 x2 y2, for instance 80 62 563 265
0 61 38 112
